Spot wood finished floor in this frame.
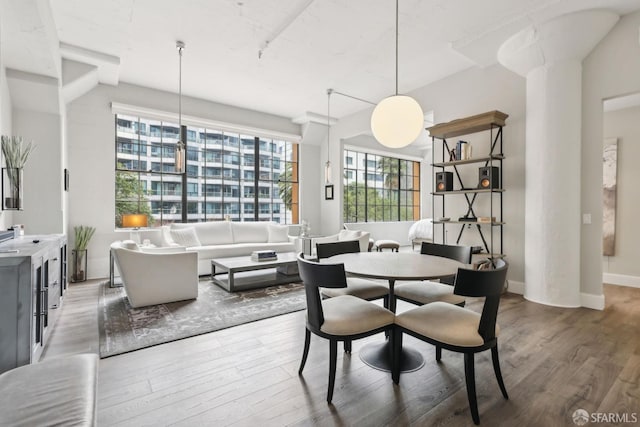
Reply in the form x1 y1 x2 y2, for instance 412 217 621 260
42 281 640 427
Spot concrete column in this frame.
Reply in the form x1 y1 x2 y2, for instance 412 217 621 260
498 10 618 307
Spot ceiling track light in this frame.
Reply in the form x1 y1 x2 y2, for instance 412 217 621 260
370 0 424 149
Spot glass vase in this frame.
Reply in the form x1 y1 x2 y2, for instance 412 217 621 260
71 249 88 282
2 168 23 210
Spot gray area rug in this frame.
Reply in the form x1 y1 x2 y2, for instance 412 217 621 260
98 280 305 358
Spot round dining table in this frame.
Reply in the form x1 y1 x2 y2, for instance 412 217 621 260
327 251 464 372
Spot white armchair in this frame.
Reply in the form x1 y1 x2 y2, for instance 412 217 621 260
300 230 370 257
110 241 198 308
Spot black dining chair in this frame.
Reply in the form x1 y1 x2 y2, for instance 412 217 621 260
316 240 389 308
393 242 472 308
392 259 509 425
296 253 395 404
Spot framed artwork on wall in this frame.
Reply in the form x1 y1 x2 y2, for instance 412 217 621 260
325 184 334 200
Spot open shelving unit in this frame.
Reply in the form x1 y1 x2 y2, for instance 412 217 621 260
427 110 508 261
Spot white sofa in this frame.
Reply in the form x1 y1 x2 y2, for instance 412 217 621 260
161 222 297 275
111 241 199 308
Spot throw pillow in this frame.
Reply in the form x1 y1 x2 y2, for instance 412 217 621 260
160 225 176 246
338 229 361 241
121 240 140 251
268 224 290 243
169 227 201 247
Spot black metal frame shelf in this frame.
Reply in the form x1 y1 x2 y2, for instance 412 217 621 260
427 111 507 260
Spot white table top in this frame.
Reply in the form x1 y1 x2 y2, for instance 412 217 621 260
327 252 464 281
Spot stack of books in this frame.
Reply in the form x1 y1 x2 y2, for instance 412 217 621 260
251 250 278 262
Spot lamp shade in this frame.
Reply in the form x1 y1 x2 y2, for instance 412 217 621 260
122 214 148 228
371 95 424 148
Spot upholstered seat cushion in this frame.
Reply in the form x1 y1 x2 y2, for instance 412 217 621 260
0 354 98 427
395 302 499 347
320 295 394 336
321 277 389 300
394 281 465 305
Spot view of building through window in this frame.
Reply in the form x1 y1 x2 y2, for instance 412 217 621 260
343 149 420 222
115 114 298 228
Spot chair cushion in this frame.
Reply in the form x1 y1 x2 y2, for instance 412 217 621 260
321 295 394 336
395 302 499 347
321 277 388 300
394 281 465 305
170 227 201 247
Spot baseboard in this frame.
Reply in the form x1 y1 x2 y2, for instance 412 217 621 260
505 280 524 295
603 273 640 288
580 292 605 311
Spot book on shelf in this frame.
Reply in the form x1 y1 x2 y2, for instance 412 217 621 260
477 216 496 223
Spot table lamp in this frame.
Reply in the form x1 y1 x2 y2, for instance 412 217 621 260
121 214 148 244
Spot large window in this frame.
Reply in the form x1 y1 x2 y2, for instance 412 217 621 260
115 114 299 227
343 149 420 222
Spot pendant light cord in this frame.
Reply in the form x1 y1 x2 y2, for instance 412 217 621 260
395 0 399 96
327 88 332 160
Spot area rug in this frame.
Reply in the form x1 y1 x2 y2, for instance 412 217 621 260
98 280 306 358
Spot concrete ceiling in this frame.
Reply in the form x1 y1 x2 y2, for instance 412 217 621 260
4 0 640 120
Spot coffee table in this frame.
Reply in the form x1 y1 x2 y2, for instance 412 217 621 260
210 252 300 292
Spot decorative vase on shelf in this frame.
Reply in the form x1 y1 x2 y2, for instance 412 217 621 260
2 168 23 210
1 135 35 211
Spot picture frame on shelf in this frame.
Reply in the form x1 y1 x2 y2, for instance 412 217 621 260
325 184 334 200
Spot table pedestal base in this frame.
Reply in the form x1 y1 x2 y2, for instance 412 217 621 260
360 341 425 373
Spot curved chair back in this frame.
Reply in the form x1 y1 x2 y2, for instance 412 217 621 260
454 259 508 342
297 253 347 331
316 240 360 260
421 242 472 263
421 242 472 285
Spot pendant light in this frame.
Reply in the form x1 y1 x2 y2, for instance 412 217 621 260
175 41 186 174
325 88 333 184
370 0 424 148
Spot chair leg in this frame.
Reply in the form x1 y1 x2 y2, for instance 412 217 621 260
435 346 442 362
391 328 402 384
491 346 509 400
464 353 480 425
298 328 311 375
344 339 352 353
328 339 338 403
383 295 389 310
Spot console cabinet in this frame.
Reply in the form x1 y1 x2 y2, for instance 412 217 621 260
0 235 67 373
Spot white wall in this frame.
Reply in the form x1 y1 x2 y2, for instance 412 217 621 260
582 10 640 296
12 109 63 234
67 82 309 279
0 66 13 231
602 105 640 282
323 63 526 283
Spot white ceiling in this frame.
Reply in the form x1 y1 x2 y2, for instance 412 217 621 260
4 0 640 120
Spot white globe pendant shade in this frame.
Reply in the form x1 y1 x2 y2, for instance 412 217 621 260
371 95 424 148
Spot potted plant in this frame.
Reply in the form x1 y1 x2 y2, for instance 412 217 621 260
72 225 96 282
1 135 35 210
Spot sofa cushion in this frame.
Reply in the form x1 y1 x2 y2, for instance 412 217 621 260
232 222 269 243
268 223 290 243
338 229 361 241
172 221 233 245
170 227 201 247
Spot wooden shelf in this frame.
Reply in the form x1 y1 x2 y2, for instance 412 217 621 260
427 110 509 139
432 154 504 168
433 220 505 226
432 188 504 195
